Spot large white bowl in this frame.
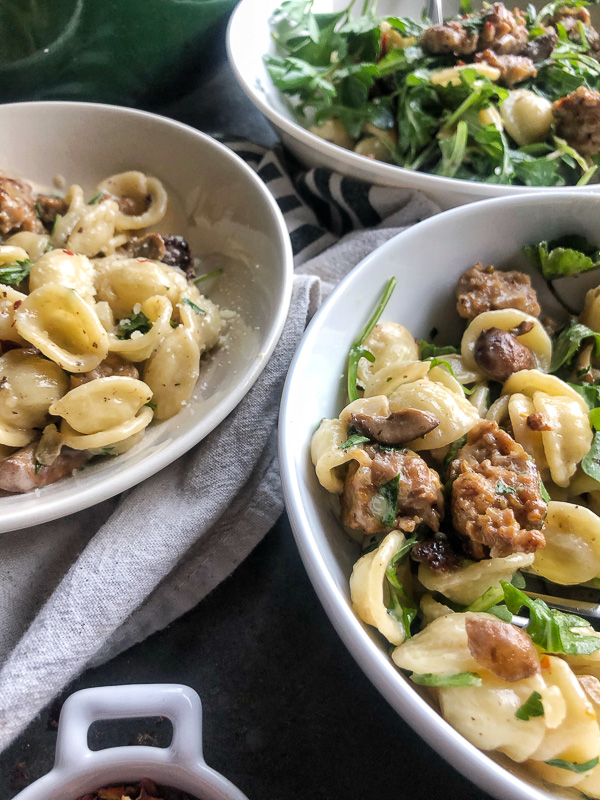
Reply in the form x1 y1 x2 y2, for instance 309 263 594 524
227 0 600 209
279 191 600 800
0 101 293 532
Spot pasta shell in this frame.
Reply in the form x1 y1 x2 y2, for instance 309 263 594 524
15 283 109 373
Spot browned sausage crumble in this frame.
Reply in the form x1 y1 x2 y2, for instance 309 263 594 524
341 445 444 534
448 420 547 559
553 86 600 156
474 50 537 87
0 175 44 236
455 263 541 320
421 3 529 57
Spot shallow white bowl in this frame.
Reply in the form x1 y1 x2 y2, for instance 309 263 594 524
279 191 600 800
227 0 600 209
0 101 293 532
13 684 248 800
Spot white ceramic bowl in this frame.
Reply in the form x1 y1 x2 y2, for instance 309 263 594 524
227 0 600 209
12 684 248 800
279 191 600 800
0 101 293 533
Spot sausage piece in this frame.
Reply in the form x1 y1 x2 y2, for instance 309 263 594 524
456 263 541 320
0 175 44 235
449 420 547 559
553 86 600 156
474 50 537 86
341 446 444 535
0 443 91 493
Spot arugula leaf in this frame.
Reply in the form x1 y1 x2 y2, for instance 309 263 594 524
390 535 418 567
583 429 600 482
569 381 600 410
437 120 468 178
410 672 482 687
419 340 459 359
182 298 206 316
464 585 505 613
501 581 600 655
496 479 517 495
378 473 399 527
443 434 467 474
426 357 476 394
88 192 106 205
193 268 223 284
145 401 157 411
116 311 152 340
386 557 417 639
550 320 600 372
515 691 544 721
539 477 551 503
347 277 396 401
340 426 370 450
0 258 33 287
545 757 599 773
487 604 513 622
523 235 600 280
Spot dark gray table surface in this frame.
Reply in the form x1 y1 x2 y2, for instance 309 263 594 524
0 32 491 800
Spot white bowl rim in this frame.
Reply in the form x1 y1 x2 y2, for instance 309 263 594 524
227 0 600 199
0 100 294 532
277 190 592 800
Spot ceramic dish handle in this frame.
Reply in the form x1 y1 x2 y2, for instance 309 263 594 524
55 684 204 770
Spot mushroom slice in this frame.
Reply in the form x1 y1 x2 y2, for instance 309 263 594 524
350 408 440 445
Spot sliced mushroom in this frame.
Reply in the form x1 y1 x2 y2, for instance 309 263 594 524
350 408 440 445
0 442 91 493
473 327 536 382
465 614 540 682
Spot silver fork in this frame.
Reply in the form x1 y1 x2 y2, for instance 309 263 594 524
426 0 443 24
522 572 600 623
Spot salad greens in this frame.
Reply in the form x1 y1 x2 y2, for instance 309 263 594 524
0 258 33 287
266 0 600 185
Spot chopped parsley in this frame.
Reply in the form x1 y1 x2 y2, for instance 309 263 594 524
378 473 399 527
544 756 599 773
193 268 223 284
515 691 544 721
410 672 482 687
0 258 33 287
496 479 517 495
182 298 206 316
116 311 152 340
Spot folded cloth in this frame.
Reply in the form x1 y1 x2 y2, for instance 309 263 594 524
0 140 439 750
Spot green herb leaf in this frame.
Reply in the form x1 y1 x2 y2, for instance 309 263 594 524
443 434 467 474
182 297 206 316
544 757 599 773
0 258 33 287
583 429 600 483
487 604 513 622
347 277 396 401
569 381 600 410
496 479 517 495
51 213 62 236
116 311 152 340
419 340 459 359
550 320 600 372
378 473 399 527
340 425 370 450
539 477 551 503
524 235 600 280
515 691 544 721
193 268 223 284
34 460 43 475
410 672 482 687
464 585 505 613
386 554 417 639
501 581 600 655
145 401 157 411
88 192 106 205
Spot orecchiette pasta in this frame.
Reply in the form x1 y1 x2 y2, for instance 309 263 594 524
0 169 223 491
530 501 600 585
350 531 412 645
357 321 419 386
15 283 109 373
310 417 372 494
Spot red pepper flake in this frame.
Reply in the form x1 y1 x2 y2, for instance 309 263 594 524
13 300 22 309
137 258 151 263
63 250 75 256
540 655 551 670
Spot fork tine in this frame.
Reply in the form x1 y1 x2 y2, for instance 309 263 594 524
426 0 444 24
523 591 600 621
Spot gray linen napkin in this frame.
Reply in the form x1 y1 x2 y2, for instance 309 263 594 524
0 141 439 750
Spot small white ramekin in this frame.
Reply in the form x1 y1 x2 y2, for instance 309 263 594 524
12 684 249 800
